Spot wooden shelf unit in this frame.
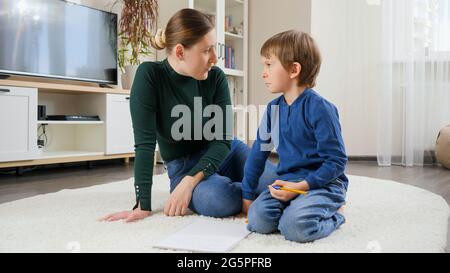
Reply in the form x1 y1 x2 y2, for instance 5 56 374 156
0 78 135 169
0 152 135 168
0 78 130 95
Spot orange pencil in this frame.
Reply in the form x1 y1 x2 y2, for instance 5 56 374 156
272 185 308 195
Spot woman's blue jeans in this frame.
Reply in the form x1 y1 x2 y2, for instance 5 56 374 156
164 139 277 218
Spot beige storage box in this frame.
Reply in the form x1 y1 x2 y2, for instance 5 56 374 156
436 125 450 169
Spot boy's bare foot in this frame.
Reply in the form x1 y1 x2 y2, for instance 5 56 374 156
337 205 345 215
233 212 247 219
232 212 248 224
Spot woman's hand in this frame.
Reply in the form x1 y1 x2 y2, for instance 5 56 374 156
99 206 151 223
268 180 310 202
164 175 198 217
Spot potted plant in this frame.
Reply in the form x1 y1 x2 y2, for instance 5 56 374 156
112 0 159 89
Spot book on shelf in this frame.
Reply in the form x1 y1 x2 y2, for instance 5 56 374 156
224 46 236 69
226 76 242 107
225 15 232 32
227 76 235 106
231 48 235 69
225 45 229 68
229 47 232 69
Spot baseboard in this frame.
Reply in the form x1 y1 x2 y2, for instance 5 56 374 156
348 156 377 162
348 150 438 165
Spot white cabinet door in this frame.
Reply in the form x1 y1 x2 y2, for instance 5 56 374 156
0 86 38 162
105 94 135 155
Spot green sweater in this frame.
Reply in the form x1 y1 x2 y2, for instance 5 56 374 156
130 59 233 211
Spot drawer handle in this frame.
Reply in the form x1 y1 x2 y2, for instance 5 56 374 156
0 88 10 93
126 97 130 100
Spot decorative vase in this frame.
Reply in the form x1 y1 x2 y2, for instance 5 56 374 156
121 65 138 90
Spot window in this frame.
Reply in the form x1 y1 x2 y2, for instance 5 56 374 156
414 0 450 55
435 0 450 53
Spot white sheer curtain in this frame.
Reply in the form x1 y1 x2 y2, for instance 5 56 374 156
377 0 450 166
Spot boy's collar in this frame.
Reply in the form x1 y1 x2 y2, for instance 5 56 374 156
282 88 312 106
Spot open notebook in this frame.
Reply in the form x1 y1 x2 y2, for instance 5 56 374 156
154 219 251 253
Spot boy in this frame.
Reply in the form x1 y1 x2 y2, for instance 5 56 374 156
241 30 348 243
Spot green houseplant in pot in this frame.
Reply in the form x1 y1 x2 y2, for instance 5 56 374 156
113 0 159 89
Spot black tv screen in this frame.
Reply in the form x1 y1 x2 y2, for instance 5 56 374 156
0 0 118 84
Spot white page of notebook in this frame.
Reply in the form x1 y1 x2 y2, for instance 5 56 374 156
154 219 251 253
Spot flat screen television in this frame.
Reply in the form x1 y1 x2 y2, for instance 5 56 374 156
0 0 118 85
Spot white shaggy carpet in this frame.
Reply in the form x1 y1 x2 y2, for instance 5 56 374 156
0 174 448 253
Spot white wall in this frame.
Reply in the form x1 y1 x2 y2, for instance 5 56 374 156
248 0 311 108
156 0 189 61
311 0 382 156
75 0 384 156
67 0 121 13
247 0 312 140
246 0 385 156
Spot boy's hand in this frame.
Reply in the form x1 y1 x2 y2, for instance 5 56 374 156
268 180 310 202
242 199 253 214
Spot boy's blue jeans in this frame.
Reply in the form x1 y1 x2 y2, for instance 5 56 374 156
247 178 347 243
166 138 346 243
164 139 277 218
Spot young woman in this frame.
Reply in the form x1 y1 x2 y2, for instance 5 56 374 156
100 9 278 223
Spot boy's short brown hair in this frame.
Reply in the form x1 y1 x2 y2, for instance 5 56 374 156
261 30 322 88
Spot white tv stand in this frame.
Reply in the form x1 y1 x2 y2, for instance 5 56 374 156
0 77 138 169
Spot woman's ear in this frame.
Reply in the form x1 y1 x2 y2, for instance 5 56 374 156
290 62 301 79
175 44 185 61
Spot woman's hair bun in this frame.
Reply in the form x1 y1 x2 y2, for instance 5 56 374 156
150 28 166 50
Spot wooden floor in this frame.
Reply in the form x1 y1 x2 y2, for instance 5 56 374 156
0 159 449 252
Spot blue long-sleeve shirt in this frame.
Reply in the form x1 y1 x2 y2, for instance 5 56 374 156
242 88 348 200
